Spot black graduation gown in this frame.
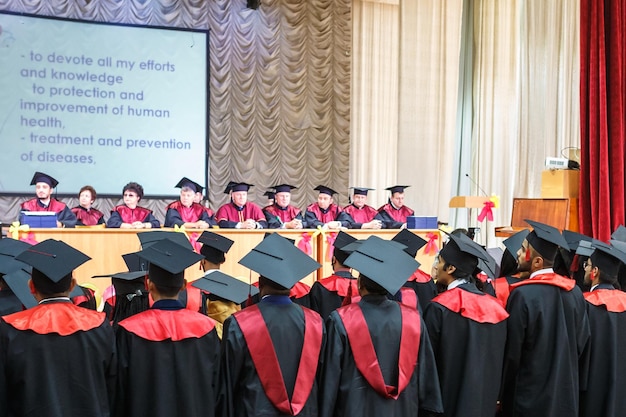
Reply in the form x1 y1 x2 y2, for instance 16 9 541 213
579 284 626 417
402 271 438 311
309 271 357 319
115 299 221 417
0 300 116 417
319 294 443 417
500 272 591 417
219 295 325 417
0 288 23 315
423 283 508 417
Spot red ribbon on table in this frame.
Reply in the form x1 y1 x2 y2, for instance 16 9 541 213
477 200 495 222
326 232 337 261
424 232 438 255
298 232 313 256
189 232 202 254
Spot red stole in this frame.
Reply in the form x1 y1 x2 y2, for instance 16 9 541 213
306 203 342 224
21 198 67 213
584 289 626 313
492 277 513 307
167 201 206 223
407 268 432 283
343 204 378 224
113 205 152 223
433 287 509 323
264 205 302 223
3 302 106 335
319 274 358 297
510 272 575 291
119 308 216 341
378 203 414 223
71 206 104 225
337 302 421 399
399 287 418 309
290 282 311 299
215 202 266 223
236 305 323 415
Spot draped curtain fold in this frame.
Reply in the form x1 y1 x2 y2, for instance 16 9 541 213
579 0 626 241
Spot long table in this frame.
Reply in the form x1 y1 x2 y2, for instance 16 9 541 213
5 228 441 295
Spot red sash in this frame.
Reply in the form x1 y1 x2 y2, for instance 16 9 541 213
236 305 323 416
185 284 203 313
584 289 626 313
113 205 152 223
167 201 206 223
337 303 420 399
407 268 432 283
319 274 358 297
399 287 418 309
21 198 67 213
433 287 509 323
492 277 512 307
510 272 575 291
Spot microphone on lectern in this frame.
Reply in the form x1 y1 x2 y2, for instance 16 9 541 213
465 173 489 197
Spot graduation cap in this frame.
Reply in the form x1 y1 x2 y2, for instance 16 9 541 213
239 232 321 289
272 184 297 193
198 231 234 263
175 177 203 194
588 242 626 278
0 238 32 258
350 187 374 196
225 182 253 193
0 254 31 276
314 185 338 196
440 233 494 277
2 267 37 309
333 231 357 264
191 270 259 304
502 229 530 256
137 239 204 287
385 185 410 194
15 239 90 283
263 190 276 199
524 219 569 261
575 240 595 258
343 235 418 295
561 230 594 253
263 232 296 245
611 225 626 243
137 230 193 251
392 229 427 259
30 171 59 188
92 252 148 296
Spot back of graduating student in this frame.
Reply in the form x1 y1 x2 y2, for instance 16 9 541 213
424 233 508 417
320 236 443 417
219 233 324 417
115 239 221 417
0 239 115 417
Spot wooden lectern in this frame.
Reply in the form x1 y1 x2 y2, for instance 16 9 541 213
449 196 492 209
495 198 579 237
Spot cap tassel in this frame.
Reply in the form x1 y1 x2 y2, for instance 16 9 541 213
341 281 353 307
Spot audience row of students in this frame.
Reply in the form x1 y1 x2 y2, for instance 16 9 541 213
18 172 416 230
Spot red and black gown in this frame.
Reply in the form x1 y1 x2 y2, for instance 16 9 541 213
377 201 414 229
342 203 383 229
106 205 160 228
21 198 77 227
215 201 268 229
309 270 358 319
263 204 304 229
71 205 105 226
304 203 352 228
163 201 216 228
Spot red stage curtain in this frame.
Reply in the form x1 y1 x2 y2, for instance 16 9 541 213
580 0 626 241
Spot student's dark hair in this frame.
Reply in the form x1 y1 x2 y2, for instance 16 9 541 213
153 282 181 298
359 274 387 295
31 269 72 295
123 182 144 199
500 250 518 277
258 276 290 295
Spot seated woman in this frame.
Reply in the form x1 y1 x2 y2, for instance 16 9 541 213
164 177 216 228
71 185 105 226
106 182 160 229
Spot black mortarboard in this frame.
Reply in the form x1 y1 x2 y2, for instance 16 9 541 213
350 187 374 196
385 185 410 194
263 232 296 245
0 238 32 258
198 231 234 254
191 271 259 304
175 177 203 193
392 229 427 259
524 219 569 261
239 233 321 289
502 229 530 256
333 231 357 264
343 235 418 295
263 190 276 199
314 185 338 196
589 242 626 278
225 182 253 193
561 230 593 252
439 233 492 277
611 225 626 242
15 239 90 283
0 254 31 276
30 171 59 188
137 239 204 287
137 231 193 251
273 184 297 193
2 267 37 308
91 252 148 295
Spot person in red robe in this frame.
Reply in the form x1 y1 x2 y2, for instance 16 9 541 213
106 182 160 229
304 185 353 229
215 182 267 229
263 184 304 229
20 171 77 228
377 185 414 229
343 187 383 229
71 185 105 226
164 177 215 228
